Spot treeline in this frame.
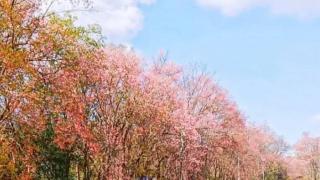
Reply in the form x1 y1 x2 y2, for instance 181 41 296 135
0 0 319 179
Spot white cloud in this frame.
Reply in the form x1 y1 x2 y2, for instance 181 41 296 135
50 0 155 42
310 114 320 123
196 0 320 19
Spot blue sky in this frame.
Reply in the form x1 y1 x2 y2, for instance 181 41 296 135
131 0 320 144
59 0 320 144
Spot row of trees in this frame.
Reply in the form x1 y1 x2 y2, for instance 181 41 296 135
287 134 320 180
1 0 320 179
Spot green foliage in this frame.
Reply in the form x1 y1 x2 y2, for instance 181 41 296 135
34 122 75 180
264 164 289 180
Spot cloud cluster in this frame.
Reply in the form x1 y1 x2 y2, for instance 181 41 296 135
52 0 155 42
50 0 320 42
196 0 320 19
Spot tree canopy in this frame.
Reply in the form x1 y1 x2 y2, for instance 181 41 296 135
0 0 319 179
